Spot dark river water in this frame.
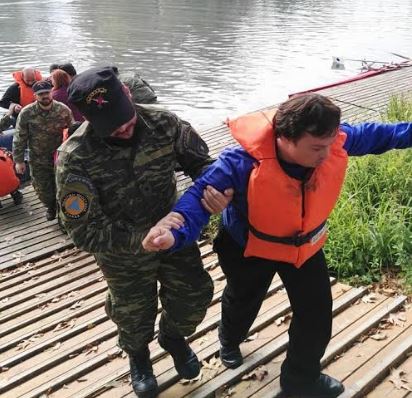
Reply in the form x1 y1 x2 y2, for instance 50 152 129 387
1 0 412 128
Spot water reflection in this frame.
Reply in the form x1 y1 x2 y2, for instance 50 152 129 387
0 0 411 127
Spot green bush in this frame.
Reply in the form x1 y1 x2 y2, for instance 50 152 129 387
325 95 412 290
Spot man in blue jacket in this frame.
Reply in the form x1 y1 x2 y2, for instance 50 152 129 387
142 93 412 398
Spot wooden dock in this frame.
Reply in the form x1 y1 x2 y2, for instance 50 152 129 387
1 65 412 397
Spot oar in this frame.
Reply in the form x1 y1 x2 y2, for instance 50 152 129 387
390 52 411 61
331 56 392 70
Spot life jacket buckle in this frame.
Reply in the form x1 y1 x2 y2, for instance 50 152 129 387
291 234 308 247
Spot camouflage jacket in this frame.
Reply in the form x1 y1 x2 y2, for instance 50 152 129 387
122 73 157 104
0 114 13 133
13 101 73 164
56 104 214 254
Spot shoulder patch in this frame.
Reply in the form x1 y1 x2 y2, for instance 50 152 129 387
61 192 89 219
66 173 96 194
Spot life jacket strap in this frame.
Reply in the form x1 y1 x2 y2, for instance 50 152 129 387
249 222 327 247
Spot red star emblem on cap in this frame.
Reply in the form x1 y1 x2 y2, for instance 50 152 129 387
92 95 109 108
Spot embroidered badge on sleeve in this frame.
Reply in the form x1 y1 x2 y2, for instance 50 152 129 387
61 192 89 219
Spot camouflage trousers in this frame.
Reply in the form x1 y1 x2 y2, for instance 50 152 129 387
30 161 56 210
95 243 213 354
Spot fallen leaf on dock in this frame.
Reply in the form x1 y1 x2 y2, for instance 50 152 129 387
16 340 31 351
241 366 268 381
361 293 378 304
389 368 412 391
70 300 83 310
386 312 406 327
180 370 203 384
370 332 387 341
275 315 290 326
52 342 61 351
245 332 259 341
84 345 99 355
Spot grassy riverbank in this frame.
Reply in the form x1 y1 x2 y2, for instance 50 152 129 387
204 95 412 292
326 95 412 292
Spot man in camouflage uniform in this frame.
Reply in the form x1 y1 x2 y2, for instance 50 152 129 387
13 80 73 220
56 66 231 398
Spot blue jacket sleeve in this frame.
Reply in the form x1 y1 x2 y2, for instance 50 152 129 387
341 122 412 155
170 147 254 251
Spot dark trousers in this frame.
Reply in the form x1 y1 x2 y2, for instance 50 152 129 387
213 227 332 382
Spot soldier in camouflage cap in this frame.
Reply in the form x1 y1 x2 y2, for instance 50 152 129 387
56 66 232 398
13 80 73 221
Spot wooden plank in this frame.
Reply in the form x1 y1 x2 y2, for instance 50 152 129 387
249 295 407 398
3 279 242 397
0 252 219 345
179 286 369 398
0 292 106 354
366 352 412 398
0 266 283 397
58 283 300 398
0 271 102 326
35 278 310 398
0 252 92 293
0 239 73 271
340 329 412 398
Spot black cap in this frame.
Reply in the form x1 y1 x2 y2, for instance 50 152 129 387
59 62 77 77
68 66 135 137
32 80 53 94
49 63 59 73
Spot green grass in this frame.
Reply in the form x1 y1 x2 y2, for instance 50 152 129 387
204 95 412 291
326 95 412 291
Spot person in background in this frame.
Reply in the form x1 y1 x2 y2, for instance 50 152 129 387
59 62 77 78
49 63 60 74
112 66 157 104
122 72 157 104
0 66 43 124
13 80 73 221
0 147 23 208
142 93 412 398
56 66 233 398
51 69 84 122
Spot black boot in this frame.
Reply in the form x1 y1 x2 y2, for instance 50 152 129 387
46 207 56 221
280 372 344 397
11 190 23 205
158 333 200 379
129 347 159 398
219 345 243 369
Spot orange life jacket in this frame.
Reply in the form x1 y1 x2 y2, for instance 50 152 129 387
229 109 348 268
12 70 42 107
0 148 20 197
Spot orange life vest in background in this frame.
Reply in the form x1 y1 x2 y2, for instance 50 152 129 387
12 70 43 107
229 109 348 268
0 148 20 197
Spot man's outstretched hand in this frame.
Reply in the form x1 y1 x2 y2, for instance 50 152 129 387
142 226 176 252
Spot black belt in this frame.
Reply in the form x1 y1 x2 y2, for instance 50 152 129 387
249 221 326 247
